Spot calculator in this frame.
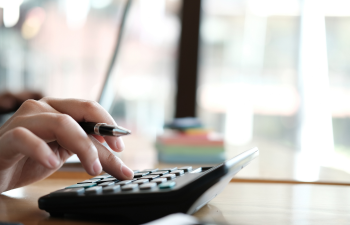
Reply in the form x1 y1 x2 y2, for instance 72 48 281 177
38 147 259 224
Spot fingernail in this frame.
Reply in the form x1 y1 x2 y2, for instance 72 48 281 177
116 137 125 151
92 159 102 175
121 164 133 178
48 154 60 169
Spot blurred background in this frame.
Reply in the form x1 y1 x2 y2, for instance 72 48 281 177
1 0 350 182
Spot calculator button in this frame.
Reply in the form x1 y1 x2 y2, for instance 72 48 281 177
85 186 103 195
133 170 140 173
65 183 97 189
134 172 150 178
139 175 160 181
179 166 193 172
142 169 158 173
151 178 167 185
161 174 176 180
116 180 133 186
170 170 184 176
103 185 121 193
150 171 169 176
96 178 118 183
50 188 85 196
159 181 176 189
77 179 99 184
98 182 115 187
159 167 177 172
133 179 149 185
139 183 157 190
122 184 138 191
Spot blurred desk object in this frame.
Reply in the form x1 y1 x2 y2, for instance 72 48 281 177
2 179 350 225
114 135 350 185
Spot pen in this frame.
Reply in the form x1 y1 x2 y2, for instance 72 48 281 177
78 122 131 137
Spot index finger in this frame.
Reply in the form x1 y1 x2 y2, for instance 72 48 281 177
39 98 124 152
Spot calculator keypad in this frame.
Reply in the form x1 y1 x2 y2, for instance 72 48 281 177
50 188 85 196
122 184 138 191
66 183 97 189
103 185 121 193
161 174 176 180
179 166 192 172
86 186 103 195
98 182 115 187
97 178 118 183
133 179 149 185
139 175 160 181
150 171 169 176
55 166 195 196
117 180 134 186
151 178 167 185
158 167 177 172
134 172 150 178
170 170 184 176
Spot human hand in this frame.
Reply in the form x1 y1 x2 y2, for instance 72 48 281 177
0 91 43 114
0 98 134 193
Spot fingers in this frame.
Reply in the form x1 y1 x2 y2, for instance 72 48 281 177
40 98 125 152
0 127 60 170
89 136 133 180
12 113 102 176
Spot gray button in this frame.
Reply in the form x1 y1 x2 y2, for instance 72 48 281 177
133 179 149 185
122 184 138 191
159 167 177 172
77 179 99 184
150 171 169 176
85 186 103 195
134 172 150 178
139 183 157 190
179 166 193 172
161 174 176 180
133 170 140 173
170 170 184 176
116 180 134 186
103 185 121 193
142 169 158 172
98 182 115 187
151 178 167 185
139 175 159 181
50 188 85 196
96 178 118 183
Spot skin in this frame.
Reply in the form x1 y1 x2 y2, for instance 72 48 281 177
0 91 43 114
0 97 134 193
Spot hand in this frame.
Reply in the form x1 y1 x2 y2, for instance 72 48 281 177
0 98 134 193
0 91 43 114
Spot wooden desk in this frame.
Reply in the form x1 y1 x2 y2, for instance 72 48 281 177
1 178 350 225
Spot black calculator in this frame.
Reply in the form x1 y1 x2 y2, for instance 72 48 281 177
38 148 259 224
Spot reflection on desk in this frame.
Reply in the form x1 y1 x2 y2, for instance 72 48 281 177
1 178 350 225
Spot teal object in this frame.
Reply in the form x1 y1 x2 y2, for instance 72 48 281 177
65 183 97 189
158 151 225 164
158 181 176 189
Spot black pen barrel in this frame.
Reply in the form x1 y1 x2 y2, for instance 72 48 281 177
78 122 96 134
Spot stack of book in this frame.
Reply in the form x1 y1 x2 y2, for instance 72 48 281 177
156 128 225 164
